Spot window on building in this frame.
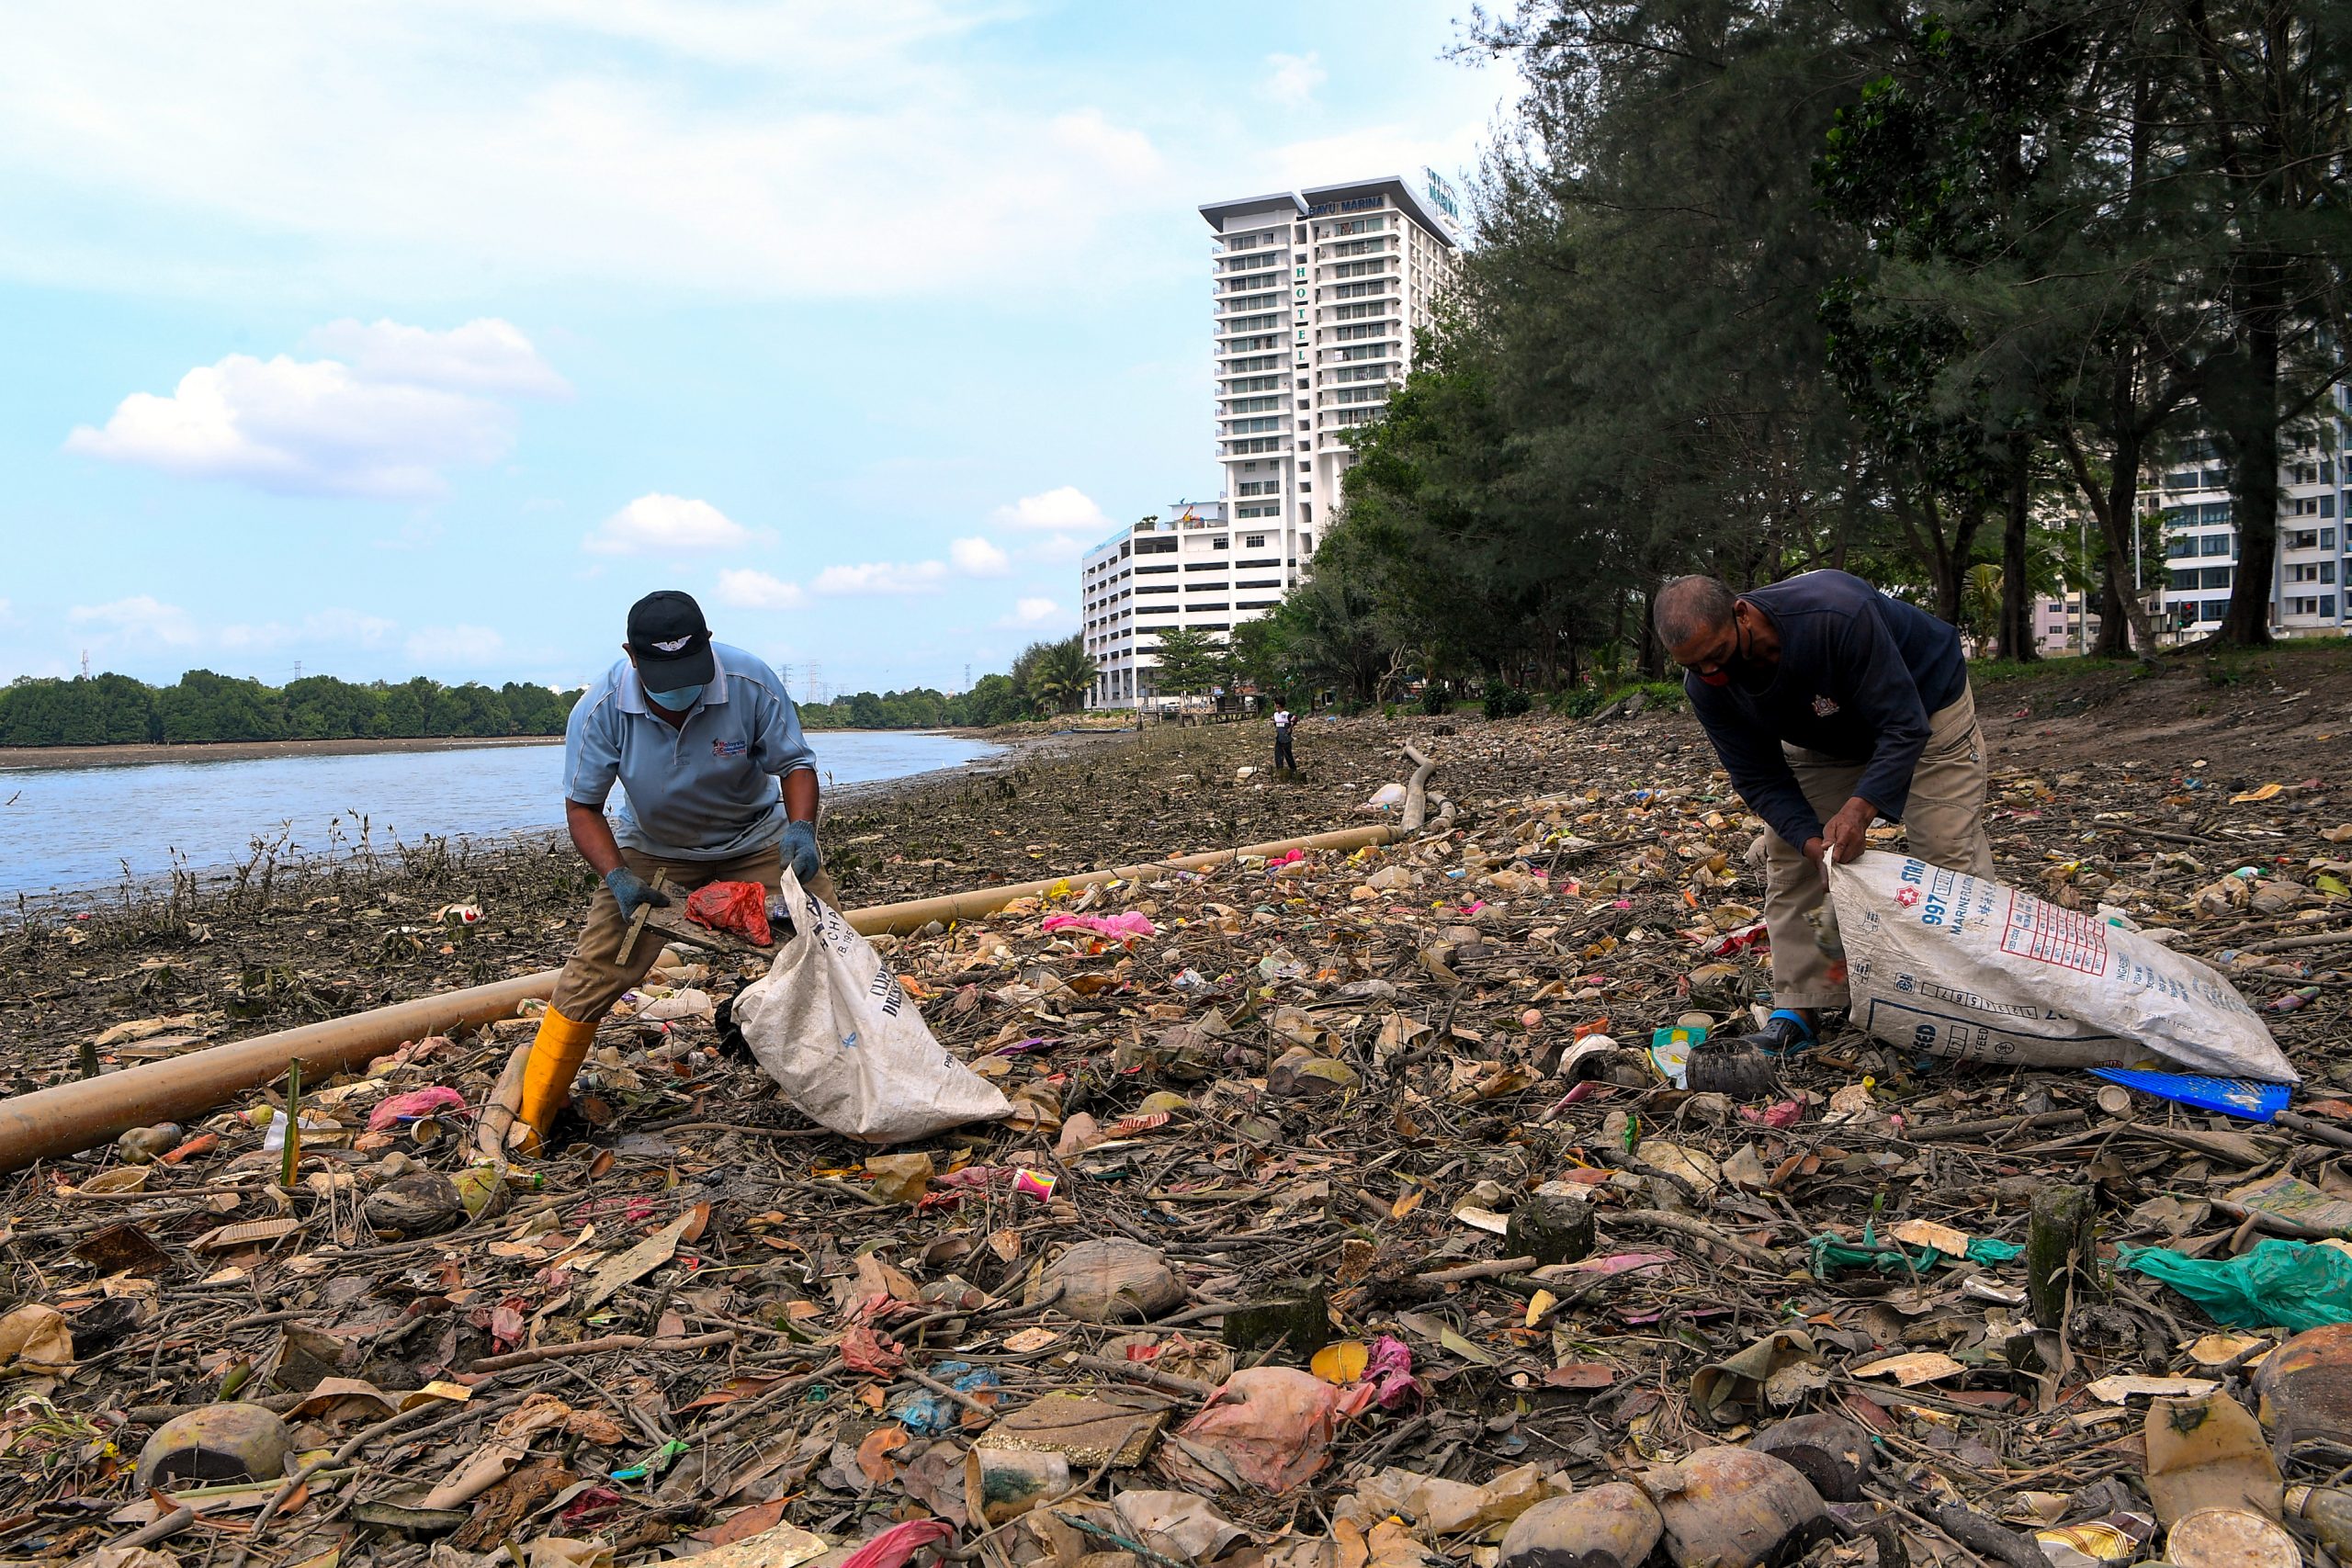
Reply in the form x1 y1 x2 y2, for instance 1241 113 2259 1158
2167 536 2196 559
2202 566 2233 590
1244 534 1267 547
1213 536 1229 549
2200 534 2230 557
2201 599 2229 622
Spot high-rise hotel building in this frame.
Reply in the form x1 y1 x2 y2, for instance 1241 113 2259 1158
1081 175 1464 708
1202 175 1463 550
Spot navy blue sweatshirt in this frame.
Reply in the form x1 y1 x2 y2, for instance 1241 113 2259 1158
1684 570 1967 849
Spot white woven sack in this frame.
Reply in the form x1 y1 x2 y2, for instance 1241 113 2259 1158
1832 854 2296 1083
732 866 1012 1141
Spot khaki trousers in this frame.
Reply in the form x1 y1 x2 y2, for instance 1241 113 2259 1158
549 844 841 1022
1762 685 1995 1010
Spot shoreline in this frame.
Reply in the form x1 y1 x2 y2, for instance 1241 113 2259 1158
0 733 563 772
2 729 1106 911
0 726 1045 773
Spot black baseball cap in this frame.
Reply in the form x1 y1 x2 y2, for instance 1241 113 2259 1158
626 591 716 685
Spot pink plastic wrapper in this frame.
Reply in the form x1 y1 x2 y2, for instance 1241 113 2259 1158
1041 911 1158 941
839 1518 954 1568
1012 1168 1057 1201
1164 1368 1340 1493
1363 1334 1420 1408
367 1086 469 1131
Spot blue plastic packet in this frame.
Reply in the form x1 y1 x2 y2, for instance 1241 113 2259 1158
2089 1066 2290 1122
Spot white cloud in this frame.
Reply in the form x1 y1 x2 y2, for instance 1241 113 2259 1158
949 536 1010 577
998 596 1062 628
812 559 949 596
0 3 1180 302
407 624 504 666
1263 51 1327 107
218 609 398 651
64 320 563 499
991 485 1112 534
583 493 754 556
304 318 570 397
69 595 200 647
66 353 512 499
60 596 408 667
715 567 808 611
1022 532 1092 565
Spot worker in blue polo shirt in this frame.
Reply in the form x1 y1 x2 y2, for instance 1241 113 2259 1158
514 590 828 1150
1653 570 1996 1073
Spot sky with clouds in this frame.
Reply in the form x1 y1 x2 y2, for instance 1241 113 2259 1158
0 0 1510 697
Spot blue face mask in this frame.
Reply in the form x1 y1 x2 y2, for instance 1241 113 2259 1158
644 682 705 712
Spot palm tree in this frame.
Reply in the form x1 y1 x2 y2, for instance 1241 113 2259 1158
1025 636 1097 715
1962 563 2004 655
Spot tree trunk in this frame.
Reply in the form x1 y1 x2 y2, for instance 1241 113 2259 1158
2218 262 2286 647
1904 491 1977 626
2093 569 2131 659
1997 434 2039 661
2063 423 2161 660
2100 441 2158 659
1636 584 1666 679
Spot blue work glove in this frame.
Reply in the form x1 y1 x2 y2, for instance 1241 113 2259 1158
783 819 822 883
604 866 671 922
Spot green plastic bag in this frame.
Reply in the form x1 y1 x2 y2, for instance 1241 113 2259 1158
1806 1223 2023 1279
2120 1238 2352 1333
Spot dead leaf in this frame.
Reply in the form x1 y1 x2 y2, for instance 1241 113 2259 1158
579 1214 693 1311
1850 1350 1965 1386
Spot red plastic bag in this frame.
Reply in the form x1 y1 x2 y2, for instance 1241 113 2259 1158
685 880 772 945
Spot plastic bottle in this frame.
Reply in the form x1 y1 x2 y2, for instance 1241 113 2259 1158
2286 1484 2352 1555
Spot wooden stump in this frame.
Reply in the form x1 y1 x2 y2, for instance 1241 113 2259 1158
1506 1192 1597 1267
1220 1282 1331 1359
2027 1184 2101 1327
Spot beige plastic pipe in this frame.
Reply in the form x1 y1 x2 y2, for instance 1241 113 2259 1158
0 820 1412 1173
845 820 1404 936
0 971 555 1176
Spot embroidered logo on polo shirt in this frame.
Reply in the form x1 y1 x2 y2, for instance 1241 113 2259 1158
711 739 747 759
1812 694 1840 717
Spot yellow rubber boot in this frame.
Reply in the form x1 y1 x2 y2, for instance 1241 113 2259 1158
513 1006 598 1156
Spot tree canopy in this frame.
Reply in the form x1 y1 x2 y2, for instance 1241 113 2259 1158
1244 0 2348 704
0 671 580 747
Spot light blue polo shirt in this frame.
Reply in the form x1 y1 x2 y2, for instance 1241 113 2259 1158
561 643 818 861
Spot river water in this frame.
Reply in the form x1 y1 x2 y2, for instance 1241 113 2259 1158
0 731 1001 897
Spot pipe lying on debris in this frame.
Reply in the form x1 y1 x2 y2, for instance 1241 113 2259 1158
1401 743 1437 833
0 818 1427 1173
0 972 552 1178
847 820 1404 937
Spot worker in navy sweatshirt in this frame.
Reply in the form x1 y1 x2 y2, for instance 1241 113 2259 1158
1654 570 1995 1062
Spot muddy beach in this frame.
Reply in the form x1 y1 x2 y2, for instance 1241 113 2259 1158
6 649 2352 1568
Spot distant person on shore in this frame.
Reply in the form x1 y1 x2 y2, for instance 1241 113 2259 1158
514 591 830 1152
1272 702 1296 772
1654 570 1993 1065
